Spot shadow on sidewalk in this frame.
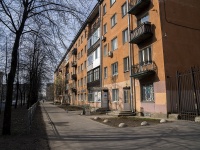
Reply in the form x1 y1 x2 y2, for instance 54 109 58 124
0 104 50 150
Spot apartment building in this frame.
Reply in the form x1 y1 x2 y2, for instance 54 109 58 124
54 0 200 118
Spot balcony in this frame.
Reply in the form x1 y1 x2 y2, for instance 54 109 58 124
71 74 77 80
71 61 77 67
131 61 156 79
65 79 69 84
128 0 150 15
88 18 100 37
130 22 153 44
69 83 77 93
72 48 77 55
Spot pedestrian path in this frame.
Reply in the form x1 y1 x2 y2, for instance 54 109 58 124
41 102 200 150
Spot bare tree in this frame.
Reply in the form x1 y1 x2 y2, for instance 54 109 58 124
0 0 93 135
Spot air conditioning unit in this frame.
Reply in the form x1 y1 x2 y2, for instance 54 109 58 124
108 51 113 57
102 36 106 42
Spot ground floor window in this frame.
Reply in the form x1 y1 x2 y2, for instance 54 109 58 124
123 89 130 103
112 89 119 102
141 83 154 102
88 91 101 102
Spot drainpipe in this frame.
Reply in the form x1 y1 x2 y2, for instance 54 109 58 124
98 2 103 108
127 0 135 113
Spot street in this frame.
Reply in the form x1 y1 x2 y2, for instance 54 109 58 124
41 102 200 150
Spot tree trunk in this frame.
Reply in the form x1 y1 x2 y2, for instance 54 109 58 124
2 14 27 135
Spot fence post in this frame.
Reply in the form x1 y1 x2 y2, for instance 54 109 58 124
176 71 181 115
190 67 199 116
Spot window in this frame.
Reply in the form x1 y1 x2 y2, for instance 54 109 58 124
85 45 87 53
78 80 80 87
112 62 118 76
139 46 152 65
124 89 130 103
137 13 149 26
110 0 116 6
141 83 154 102
103 4 106 15
112 89 119 101
95 49 98 59
121 2 127 17
111 37 118 51
87 54 93 66
81 63 83 71
78 52 80 59
87 70 93 83
104 44 108 56
84 76 87 85
104 67 107 78
103 23 107 34
94 68 100 81
81 49 83 57
123 57 129 72
81 35 83 43
78 66 81 73
122 28 128 44
84 61 87 69
111 14 117 27
81 78 83 87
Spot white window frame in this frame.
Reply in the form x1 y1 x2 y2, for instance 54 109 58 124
111 14 117 28
103 23 107 34
111 37 118 51
139 46 152 65
123 57 129 72
104 44 108 56
121 2 127 17
112 62 118 76
104 67 107 79
103 4 106 15
122 28 128 44
112 89 119 102
110 0 116 6
141 83 154 102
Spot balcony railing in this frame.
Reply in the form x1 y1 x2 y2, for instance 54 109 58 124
72 48 77 55
71 74 77 80
130 22 153 44
69 83 77 93
131 61 156 79
71 61 77 67
88 18 100 38
128 0 150 15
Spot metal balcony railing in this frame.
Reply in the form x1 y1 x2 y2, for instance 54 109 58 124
71 61 77 67
128 0 150 15
72 48 77 55
130 22 153 44
131 61 156 79
71 74 77 80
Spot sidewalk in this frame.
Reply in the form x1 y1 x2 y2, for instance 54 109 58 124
41 102 200 150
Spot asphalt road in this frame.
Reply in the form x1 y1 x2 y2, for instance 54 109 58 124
41 102 200 150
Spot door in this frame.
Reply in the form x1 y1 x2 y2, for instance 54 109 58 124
123 89 131 111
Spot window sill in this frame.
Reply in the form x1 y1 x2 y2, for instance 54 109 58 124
112 101 119 103
110 1 116 8
141 101 155 103
124 70 129 73
111 23 117 29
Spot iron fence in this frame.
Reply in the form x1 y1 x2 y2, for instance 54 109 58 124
27 101 39 133
167 67 200 121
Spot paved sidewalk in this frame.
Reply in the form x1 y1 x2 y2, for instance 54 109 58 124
41 102 200 150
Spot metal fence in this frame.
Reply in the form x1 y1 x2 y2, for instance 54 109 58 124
27 101 39 133
167 67 200 121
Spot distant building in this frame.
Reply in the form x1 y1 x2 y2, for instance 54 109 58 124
46 83 54 101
